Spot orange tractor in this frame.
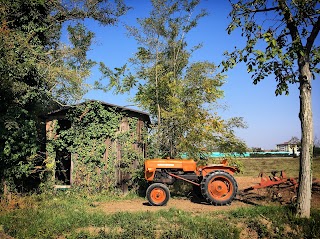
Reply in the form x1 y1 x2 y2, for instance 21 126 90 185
144 158 239 206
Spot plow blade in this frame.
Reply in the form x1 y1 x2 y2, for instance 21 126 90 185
238 171 320 204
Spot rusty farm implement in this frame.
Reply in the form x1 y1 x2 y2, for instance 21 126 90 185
239 171 320 204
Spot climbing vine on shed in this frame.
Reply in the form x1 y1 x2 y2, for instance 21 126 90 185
46 101 147 192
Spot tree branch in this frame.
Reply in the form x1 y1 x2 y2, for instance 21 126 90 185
229 0 279 15
246 7 279 13
306 15 320 54
277 0 302 49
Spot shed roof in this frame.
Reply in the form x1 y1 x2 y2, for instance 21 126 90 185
45 100 151 124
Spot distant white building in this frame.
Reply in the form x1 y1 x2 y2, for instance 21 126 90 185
276 141 299 155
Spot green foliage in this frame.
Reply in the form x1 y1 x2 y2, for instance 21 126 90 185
0 105 46 193
47 101 147 192
0 193 319 239
0 0 128 193
100 0 247 159
222 0 319 218
222 0 319 96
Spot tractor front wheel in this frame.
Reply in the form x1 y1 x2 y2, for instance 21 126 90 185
146 183 170 206
201 170 238 206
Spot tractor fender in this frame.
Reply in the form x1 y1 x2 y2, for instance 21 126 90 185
199 165 239 178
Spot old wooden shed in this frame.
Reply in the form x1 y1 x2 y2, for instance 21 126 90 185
44 100 150 192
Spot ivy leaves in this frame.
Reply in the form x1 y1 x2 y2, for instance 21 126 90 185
49 101 146 191
55 102 120 161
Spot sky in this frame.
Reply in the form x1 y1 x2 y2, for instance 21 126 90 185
80 0 320 150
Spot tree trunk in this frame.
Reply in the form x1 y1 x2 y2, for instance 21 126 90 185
296 59 313 218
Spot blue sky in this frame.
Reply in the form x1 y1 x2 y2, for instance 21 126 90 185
81 0 319 150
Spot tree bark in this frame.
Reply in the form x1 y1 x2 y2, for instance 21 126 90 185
296 59 313 218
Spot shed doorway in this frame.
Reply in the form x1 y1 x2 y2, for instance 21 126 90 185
55 119 72 186
55 149 71 185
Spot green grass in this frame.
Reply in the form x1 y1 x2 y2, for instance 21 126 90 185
0 193 319 239
0 193 239 239
0 157 320 239
234 156 320 178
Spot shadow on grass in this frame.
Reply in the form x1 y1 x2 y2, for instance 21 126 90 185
235 196 265 206
188 190 267 206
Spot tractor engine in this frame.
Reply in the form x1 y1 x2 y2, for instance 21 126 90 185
152 169 176 184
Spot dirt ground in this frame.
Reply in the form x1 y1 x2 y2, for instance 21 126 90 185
93 177 320 214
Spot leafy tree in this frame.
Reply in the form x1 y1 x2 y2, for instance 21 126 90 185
222 0 319 218
288 136 300 145
0 0 128 193
100 0 247 159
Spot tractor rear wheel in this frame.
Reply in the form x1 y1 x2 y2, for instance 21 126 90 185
201 170 238 206
146 183 170 206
